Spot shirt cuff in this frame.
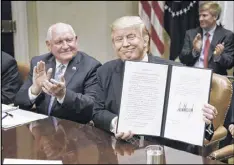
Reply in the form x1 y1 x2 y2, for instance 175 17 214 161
57 93 66 104
28 86 41 102
110 116 118 133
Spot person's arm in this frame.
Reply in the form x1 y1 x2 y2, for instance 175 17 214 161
179 30 200 66
213 32 234 69
14 59 39 109
57 62 102 124
92 69 118 132
2 58 22 104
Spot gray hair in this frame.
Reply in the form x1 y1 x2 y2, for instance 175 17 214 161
46 22 76 41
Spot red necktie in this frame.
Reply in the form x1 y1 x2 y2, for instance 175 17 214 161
203 32 210 68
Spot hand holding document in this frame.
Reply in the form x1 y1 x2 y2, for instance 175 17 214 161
117 61 212 146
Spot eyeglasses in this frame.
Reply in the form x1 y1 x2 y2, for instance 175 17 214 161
2 112 13 120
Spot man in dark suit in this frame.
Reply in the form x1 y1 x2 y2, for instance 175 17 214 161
1 51 22 104
179 2 234 75
92 16 217 154
14 23 101 124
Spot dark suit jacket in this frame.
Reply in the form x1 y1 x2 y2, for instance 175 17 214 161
92 54 182 132
1 51 22 104
179 25 234 75
14 51 101 124
92 54 214 154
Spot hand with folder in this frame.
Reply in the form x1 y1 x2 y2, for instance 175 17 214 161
112 103 217 141
202 103 218 125
111 117 134 140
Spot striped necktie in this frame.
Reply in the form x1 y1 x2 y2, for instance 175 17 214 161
48 64 65 115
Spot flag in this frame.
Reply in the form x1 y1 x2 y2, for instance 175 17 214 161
139 1 199 61
164 1 199 61
139 1 166 58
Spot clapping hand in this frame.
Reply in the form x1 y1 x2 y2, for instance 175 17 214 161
31 61 53 95
193 33 202 52
214 42 225 56
42 75 66 100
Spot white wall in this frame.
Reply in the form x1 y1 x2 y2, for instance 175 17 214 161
32 1 138 64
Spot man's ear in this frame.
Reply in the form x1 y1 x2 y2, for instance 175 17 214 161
46 41 51 52
75 36 78 42
143 35 149 47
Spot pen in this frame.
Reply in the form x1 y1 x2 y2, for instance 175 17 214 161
2 114 8 120
5 112 13 117
2 112 13 120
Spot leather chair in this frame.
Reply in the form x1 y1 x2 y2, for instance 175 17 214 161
208 78 234 163
17 62 30 81
203 73 233 154
209 141 234 163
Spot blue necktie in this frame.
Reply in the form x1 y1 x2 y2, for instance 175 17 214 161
48 64 65 115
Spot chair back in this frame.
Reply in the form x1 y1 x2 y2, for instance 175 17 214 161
210 73 233 130
17 62 30 81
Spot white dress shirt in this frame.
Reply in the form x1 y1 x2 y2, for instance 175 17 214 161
194 25 217 68
28 59 68 104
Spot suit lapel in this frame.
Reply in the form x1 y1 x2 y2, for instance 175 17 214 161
64 53 80 87
148 54 156 63
112 60 124 113
44 55 56 114
208 26 223 62
51 53 81 111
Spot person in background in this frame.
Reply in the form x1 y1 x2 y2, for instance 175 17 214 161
1 51 22 104
14 23 101 124
179 1 234 75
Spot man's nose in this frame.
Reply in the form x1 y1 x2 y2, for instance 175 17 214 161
62 41 69 49
122 37 130 47
199 16 203 21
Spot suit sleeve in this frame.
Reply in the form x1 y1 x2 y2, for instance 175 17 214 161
59 62 102 124
205 123 214 141
14 59 37 109
213 32 234 69
92 69 117 132
1 59 22 104
179 30 200 66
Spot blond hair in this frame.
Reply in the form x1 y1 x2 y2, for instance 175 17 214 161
199 2 222 20
110 16 151 53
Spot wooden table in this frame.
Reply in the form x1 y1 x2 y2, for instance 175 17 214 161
2 116 225 164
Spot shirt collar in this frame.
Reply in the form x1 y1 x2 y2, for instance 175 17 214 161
141 53 148 62
203 25 216 37
55 59 68 69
